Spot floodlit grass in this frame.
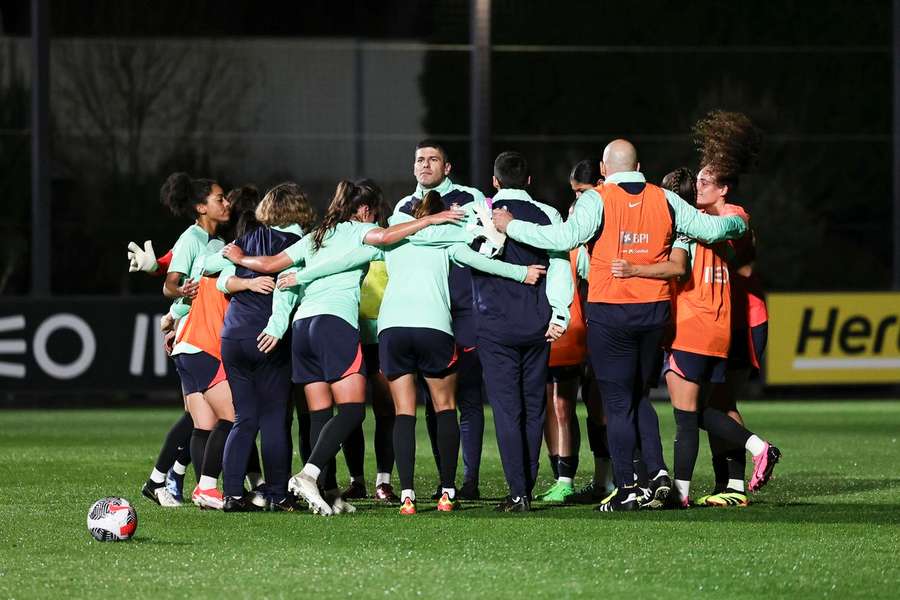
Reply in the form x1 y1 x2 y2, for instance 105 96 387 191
1 401 899 599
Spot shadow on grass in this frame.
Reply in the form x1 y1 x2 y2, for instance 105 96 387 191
782 475 900 497
447 501 900 525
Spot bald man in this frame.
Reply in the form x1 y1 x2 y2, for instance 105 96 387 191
493 139 748 512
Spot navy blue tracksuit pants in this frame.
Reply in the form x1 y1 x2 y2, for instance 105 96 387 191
221 337 292 500
585 306 668 488
478 337 550 499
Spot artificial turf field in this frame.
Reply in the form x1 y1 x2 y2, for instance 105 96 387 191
1 401 899 599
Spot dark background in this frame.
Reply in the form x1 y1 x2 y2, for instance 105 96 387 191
0 0 893 298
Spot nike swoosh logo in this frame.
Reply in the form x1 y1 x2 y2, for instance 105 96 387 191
628 202 641 208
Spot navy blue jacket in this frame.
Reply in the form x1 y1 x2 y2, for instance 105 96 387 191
221 225 302 340
472 196 552 346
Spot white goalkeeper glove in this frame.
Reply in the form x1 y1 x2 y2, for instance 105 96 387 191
468 201 506 256
127 240 159 273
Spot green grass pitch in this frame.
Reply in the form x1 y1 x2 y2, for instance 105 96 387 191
1 401 899 599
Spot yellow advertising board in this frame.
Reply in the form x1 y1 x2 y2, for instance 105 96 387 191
767 292 900 385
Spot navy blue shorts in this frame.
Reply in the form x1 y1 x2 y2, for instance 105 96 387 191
547 365 582 384
173 351 227 395
663 349 727 384
378 327 458 380
728 322 768 372
291 315 366 385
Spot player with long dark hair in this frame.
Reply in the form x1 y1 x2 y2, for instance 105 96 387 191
154 173 250 510
224 179 465 515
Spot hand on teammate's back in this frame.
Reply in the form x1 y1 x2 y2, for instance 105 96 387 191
256 332 279 354
428 208 466 225
177 277 199 299
222 243 244 263
523 265 547 285
276 271 298 290
491 207 513 233
247 276 276 294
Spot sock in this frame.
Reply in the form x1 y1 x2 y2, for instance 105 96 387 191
307 404 366 470
201 419 233 481
198 475 217 489
726 447 747 485
549 454 560 480
570 415 581 470
557 456 576 481
442 487 456 499
699 407 753 448
148 468 166 486
150 412 193 484
324 457 338 491
673 408 700 484
301 463 321 480
297 410 312 463
374 414 395 474
351 475 365 484
727 478 746 492
342 423 366 480
393 414 417 492
306 408 333 484
423 388 441 471
745 435 766 457
401 488 415 503
708 434 730 491
558 476 573 486
435 409 460 490
172 461 187 476
190 428 211 482
674 478 691 501
376 472 391 487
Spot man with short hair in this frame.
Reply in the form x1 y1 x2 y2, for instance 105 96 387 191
392 140 493 499
493 139 748 512
476 151 574 512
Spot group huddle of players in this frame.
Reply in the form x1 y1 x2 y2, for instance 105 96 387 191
131 109 780 515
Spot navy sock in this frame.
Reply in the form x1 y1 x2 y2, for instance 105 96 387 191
201 419 233 480
297 409 312 463
374 414 395 474
423 382 441 472
342 424 366 479
549 454 560 480
308 404 365 471
558 456 577 480
699 408 753 448
393 414 417 491
189 428 211 482
673 408 700 482
435 409 460 490
708 434 730 490
149 412 193 487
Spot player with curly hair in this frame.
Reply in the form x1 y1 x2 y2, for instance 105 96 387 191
692 111 774 507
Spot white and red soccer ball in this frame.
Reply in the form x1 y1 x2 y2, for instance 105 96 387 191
87 497 138 541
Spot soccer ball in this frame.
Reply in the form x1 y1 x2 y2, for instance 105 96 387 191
87 497 138 542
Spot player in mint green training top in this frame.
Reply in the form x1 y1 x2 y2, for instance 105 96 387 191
222 179 465 515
